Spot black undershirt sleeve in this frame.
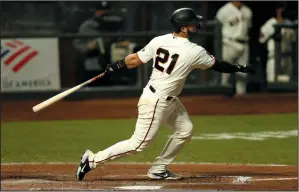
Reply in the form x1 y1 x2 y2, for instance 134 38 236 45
210 60 240 73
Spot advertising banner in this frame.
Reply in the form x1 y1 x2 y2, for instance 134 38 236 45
1 38 61 92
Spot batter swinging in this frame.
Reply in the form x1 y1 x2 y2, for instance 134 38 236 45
76 8 254 181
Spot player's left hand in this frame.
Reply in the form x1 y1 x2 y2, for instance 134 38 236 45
237 63 255 74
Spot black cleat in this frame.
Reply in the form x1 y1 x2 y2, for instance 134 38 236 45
76 149 93 181
147 170 182 180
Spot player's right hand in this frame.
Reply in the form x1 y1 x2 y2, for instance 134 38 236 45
237 63 255 74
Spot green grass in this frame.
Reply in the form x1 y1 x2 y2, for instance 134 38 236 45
1 113 297 164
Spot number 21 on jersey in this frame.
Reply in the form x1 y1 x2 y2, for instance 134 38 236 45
154 48 180 75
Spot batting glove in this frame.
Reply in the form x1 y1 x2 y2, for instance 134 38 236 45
237 63 255 74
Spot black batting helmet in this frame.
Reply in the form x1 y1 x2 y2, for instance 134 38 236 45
170 8 203 33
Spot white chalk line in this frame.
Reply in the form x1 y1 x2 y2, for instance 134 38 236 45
27 188 107 191
1 179 53 184
252 177 298 181
1 162 293 166
232 176 298 184
114 186 163 190
187 130 298 141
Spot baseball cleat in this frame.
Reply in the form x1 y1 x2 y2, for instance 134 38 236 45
76 149 93 181
147 170 182 180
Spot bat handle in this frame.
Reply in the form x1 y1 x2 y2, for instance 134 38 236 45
89 72 106 83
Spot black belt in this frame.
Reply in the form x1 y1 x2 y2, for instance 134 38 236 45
149 85 174 101
228 38 248 44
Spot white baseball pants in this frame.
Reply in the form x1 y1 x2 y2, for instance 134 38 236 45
221 42 249 95
266 56 292 83
89 85 193 173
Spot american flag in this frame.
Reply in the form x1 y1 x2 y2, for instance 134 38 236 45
1 40 39 73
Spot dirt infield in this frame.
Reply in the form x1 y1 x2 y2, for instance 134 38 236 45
1 164 298 191
2 93 298 122
1 93 298 191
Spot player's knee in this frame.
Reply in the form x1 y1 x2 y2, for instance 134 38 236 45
178 121 194 140
135 141 148 152
185 121 194 139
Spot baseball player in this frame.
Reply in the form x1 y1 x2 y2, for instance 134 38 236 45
259 2 295 83
76 8 254 181
216 1 252 95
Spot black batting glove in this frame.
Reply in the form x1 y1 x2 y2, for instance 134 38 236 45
237 63 255 74
104 59 128 75
104 64 114 75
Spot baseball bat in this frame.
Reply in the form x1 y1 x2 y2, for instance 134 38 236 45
32 72 105 112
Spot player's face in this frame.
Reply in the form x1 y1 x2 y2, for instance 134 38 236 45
180 23 198 37
187 23 198 33
95 10 108 16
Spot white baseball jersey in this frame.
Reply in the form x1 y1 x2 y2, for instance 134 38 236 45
136 33 215 97
259 17 295 58
216 2 252 40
